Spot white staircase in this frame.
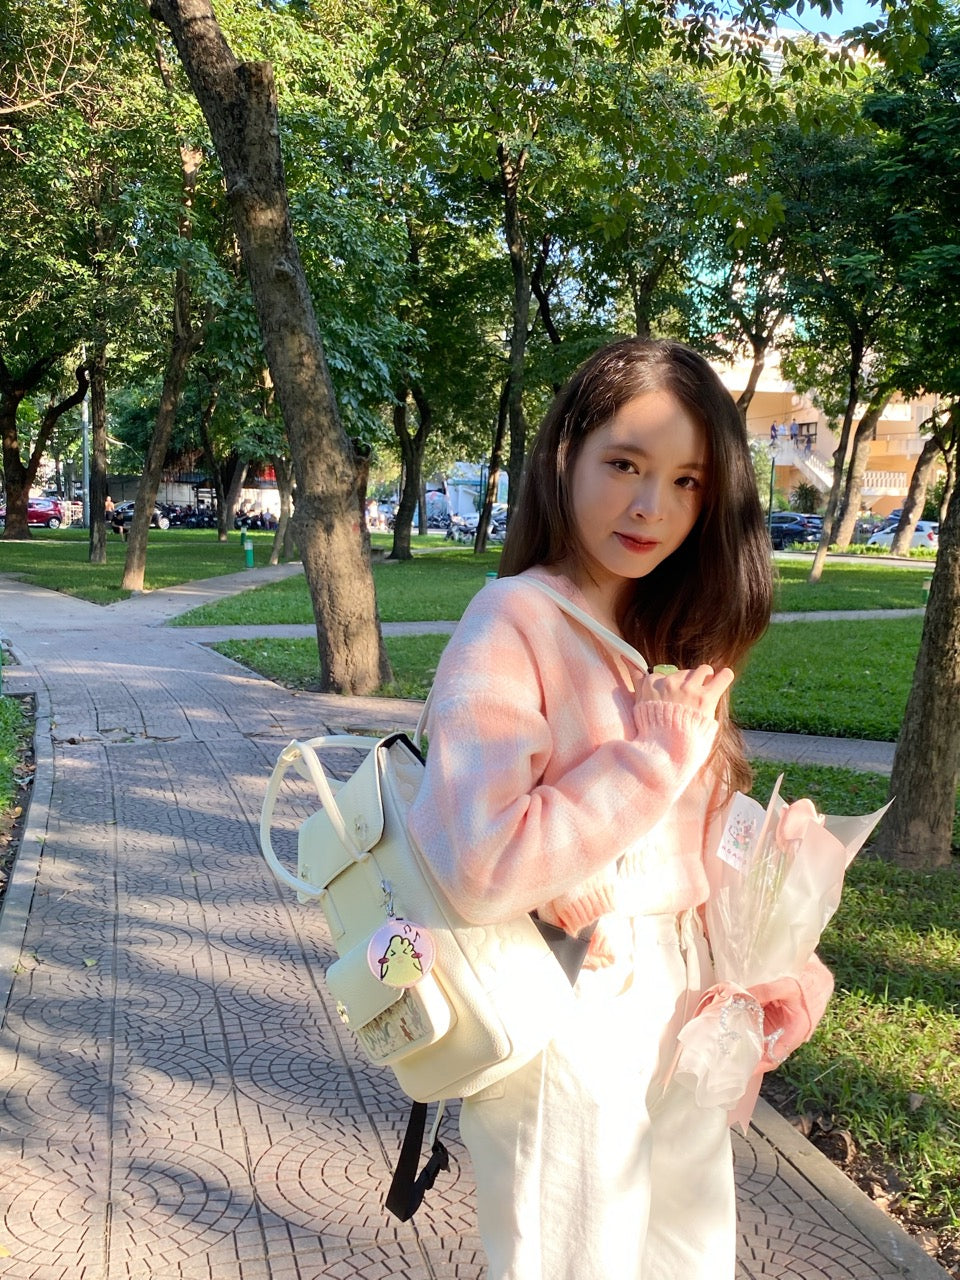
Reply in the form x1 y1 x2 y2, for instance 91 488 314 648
773 443 833 492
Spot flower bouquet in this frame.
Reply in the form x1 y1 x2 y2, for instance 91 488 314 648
673 776 890 1129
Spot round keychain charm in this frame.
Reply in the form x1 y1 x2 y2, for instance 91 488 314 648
367 918 436 988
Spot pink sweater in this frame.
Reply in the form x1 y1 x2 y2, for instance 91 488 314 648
408 569 724 953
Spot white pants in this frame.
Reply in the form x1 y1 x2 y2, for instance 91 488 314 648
460 913 736 1280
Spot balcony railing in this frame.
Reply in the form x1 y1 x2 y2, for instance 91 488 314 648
862 471 907 496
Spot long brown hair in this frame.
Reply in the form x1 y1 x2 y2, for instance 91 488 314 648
500 337 773 794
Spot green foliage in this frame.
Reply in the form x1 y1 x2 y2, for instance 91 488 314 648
790 480 822 513
0 692 26 812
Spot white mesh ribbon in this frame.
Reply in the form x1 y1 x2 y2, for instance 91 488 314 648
674 983 765 1109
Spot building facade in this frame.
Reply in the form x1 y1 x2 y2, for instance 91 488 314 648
716 352 940 517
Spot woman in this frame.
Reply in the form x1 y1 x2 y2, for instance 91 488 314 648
408 338 818 1279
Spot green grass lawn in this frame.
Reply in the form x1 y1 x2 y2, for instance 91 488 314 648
176 553 929 627
735 616 921 741
213 614 921 742
214 633 452 698
172 546 502 626
773 559 932 611
0 527 281 604
0 693 26 812
0 529 932 617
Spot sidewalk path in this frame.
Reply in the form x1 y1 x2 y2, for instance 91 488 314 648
0 568 946 1279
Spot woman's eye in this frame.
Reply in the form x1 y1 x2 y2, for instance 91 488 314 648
676 475 701 490
609 458 635 473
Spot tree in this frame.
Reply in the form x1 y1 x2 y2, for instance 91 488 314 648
889 427 947 555
121 125 206 589
861 13 960 865
769 119 908 574
0 358 89 536
149 0 390 692
874 420 960 867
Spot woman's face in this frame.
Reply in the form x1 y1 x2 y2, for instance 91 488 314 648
565 389 707 616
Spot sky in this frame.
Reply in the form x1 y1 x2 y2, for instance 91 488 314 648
774 0 885 36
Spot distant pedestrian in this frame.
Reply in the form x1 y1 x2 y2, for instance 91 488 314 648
410 338 833 1280
789 419 799 445
769 420 778 444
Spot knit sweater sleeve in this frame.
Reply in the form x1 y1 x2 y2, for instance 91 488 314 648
407 577 719 925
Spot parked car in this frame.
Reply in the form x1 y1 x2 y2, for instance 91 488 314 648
110 501 171 534
0 496 65 528
867 520 939 551
768 511 818 549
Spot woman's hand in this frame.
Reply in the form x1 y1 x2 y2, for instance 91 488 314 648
638 664 734 719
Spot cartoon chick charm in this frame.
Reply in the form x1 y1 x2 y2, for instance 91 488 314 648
377 933 425 986
367 917 436 988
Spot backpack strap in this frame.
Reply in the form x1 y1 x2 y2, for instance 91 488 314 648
384 909 595 1223
385 1101 450 1221
523 575 650 674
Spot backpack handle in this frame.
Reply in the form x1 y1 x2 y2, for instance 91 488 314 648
260 734 379 897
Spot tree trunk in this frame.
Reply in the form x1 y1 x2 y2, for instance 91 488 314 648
890 433 942 557
122 267 202 590
87 343 109 564
222 456 247 538
389 382 431 562
530 235 561 372
390 388 414 561
195 378 235 541
269 453 296 565
499 142 530 515
735 341 768 426
873 470 960 868
833 397 887 550
807 342 864 582
475 380 509 556
0 355 83 539
30 367 90 491
0 372 33 540
413 386 433 540
123 125 204 590
626 255 669 341
150 0 389 692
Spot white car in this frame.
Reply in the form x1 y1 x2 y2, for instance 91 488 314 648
867 520 939 551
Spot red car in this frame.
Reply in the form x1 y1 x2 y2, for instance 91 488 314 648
0 496 65 529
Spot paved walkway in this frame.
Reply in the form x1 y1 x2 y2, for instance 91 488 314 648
0 567 947 1279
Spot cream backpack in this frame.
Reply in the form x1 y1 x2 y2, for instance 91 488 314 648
258 577 650 1217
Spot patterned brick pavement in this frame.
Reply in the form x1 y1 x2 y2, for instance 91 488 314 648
0 571 948 1279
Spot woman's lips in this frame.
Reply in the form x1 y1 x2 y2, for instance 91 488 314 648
616 532 659 553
